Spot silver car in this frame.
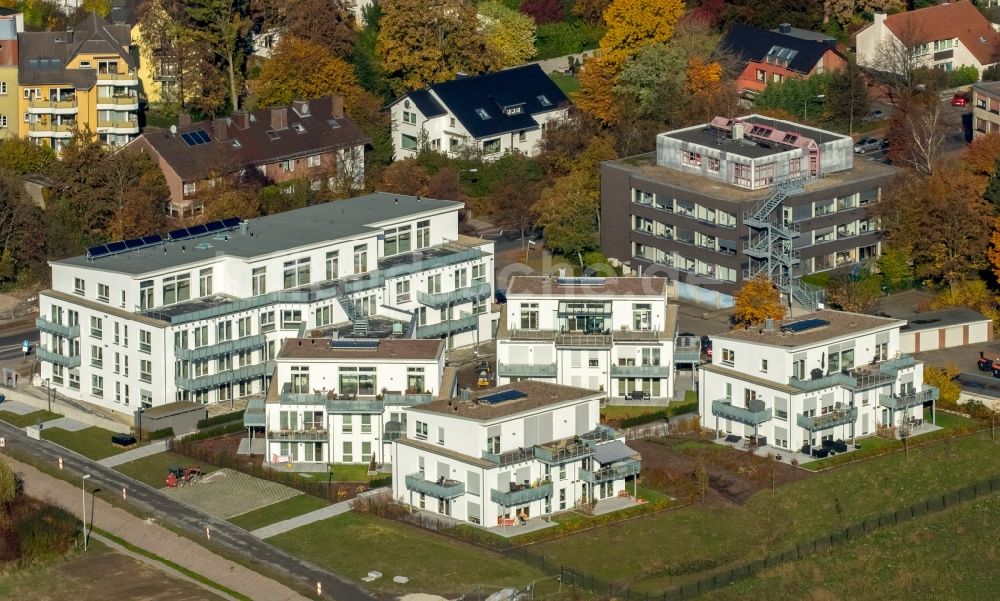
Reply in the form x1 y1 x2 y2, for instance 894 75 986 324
854 137 881 154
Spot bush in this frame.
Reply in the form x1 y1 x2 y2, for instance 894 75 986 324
948 65 979 88
535 22 583 59
183 421 244 442
369 475 392 489
621 410 669 428
147 427 174 441
197 410 245 429
984 64 1000 82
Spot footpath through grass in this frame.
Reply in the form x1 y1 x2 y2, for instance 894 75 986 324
41 426 132 460
700 493 1000 601
269 512 549 597
228 493 329 531
531 430 1000 593
114 451 221 489
0 409 60 428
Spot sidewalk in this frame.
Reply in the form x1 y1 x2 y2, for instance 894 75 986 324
1 385 125 431
8 456 309 601
251 487 389 539
98 439 168 467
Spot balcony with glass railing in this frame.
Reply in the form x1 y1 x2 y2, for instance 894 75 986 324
535 439 594 464
711 399 772 426
175 334 267 361
177 361 275 391
36 318 80 338
27 98 78 113
244 396 265 427
797 405 858 431
97 119 139 132
416 282 491 308
610 364 671 378
27 122 76 137
405 473 465 499
97 71 139 83
383 392 434 406
270 429 328 441
497 363 557 378
879 386 939 410
578 458 641 484
491 479 553 506
35 347 81 368
416 314 479 339
96 94 139 109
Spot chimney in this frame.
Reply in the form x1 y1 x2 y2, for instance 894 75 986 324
178 113 191 127
331 95 344 119
779 23 791 34
66 28 73 43
270 107 288 130
232 109 249 129
213 118 227 142
292 99 310 117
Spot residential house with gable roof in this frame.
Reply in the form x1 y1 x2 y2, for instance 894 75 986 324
127 95 370 218
856 1 1000 76
388 64 569 161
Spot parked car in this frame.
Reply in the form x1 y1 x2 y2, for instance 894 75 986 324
951 93 970 107
854 137 881 154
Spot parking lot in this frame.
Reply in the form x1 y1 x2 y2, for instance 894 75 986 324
160 468 302 519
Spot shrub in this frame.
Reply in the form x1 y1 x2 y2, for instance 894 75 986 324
146 427 174 441
535 22 583 59
621 410 669 428
984 64 1000 82
183 421 244 441
948 65 979 88
197 410 245 429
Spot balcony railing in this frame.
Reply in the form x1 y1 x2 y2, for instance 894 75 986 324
27 122 76 133
482 447 536 466
35 347 81 368
878 355 917 375
270 429 328 441
175 334 267 361
416 282 491 308
610 364 671 378
244 396 265 427
96 71 138 81
97 119 139 130
579 459 642 484
416 314 478 339
535 440 593 464
491 480 553 506
879 386 939 410
96 95 139 106
405 473 465 499
177 361 275 391
36 318 80 338
556 333 613 348
711 399 772 426
497 363 557 378
27 99 78 110
797 406 858 431
383 392 434 406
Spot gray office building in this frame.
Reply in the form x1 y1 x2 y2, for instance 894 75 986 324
600 114 898 304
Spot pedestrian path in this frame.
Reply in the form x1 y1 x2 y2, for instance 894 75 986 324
251 487 389 539
99 439 168 467
40 416 89 432
1 386 124 431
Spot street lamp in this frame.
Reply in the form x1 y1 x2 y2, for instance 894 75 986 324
803 94 826 121
81 474 91 551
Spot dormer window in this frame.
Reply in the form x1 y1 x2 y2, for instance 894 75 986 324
291 123 305 133
475 108 491 120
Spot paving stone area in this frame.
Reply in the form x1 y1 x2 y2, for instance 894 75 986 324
0 400 38 415
160 468 301 519
41 416 90 432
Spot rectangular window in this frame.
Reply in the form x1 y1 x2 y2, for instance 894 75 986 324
281 310 302 330
472 263 486 284
681 150 702 166
252 267 266 295
139 329 151 353
325 251 339 280
91 375 103 398
342 441 353 463
216 320 232 342
416 220 430 249
307 155 321 167
353 244 367 274
74 278 85 295
426 273 441 294
183 182 196 196
291 366 309 393
199 268 213 296
162 274 190 305
520 302 539 329
415 421 428 440
384 226 412 256
260 311 276 333
721 348 735 366
361 414 372 433
343 415 353 433
90 316 102 338
90 345 103 368
361 441 372 462
395 280 411 303
140 280 153 309
483 138 501 154
760 359 768 373
401 133 418 150
97 283 109 302
140 359 152 383
237 316 252 338
283 257 310 289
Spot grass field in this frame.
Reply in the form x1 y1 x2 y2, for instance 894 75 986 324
549 72 580 95
700 493 1000 601
530 431 1000 593
601 398 698 422
330 463 372 482
114 451 220 488
269 512 549 596
228 494 329 531
41 426 131 460
0 409 60 428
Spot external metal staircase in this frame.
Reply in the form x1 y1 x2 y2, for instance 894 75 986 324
336 294 368 335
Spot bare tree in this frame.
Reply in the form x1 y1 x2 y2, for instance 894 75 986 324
898 98 948 175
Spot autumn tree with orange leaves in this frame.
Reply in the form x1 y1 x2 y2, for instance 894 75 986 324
733 275 786 327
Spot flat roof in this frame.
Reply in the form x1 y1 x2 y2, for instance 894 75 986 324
607 150 896 203
506 276 667 297
53 193 461 276
898 308 992 332
663 116 846 158
714 309 903 348
277 337 444 361
412 380 601 421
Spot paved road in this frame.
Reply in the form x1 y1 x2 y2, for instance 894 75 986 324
0 321 38 365
0 420 373 601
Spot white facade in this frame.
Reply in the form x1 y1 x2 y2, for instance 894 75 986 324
36 194 496 415
697 311 940 453
856 11 998 75
261 338 446 467
391 382 641 526
496 276 676 400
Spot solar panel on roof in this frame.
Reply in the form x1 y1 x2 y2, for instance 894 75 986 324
106 241 128 253
187 224 208 236
204 221 225 233
124 238 145 249
781 318 830 333
168 228 189 240
478 390 527 404
142 235 163 245
87 245 110 258
221 217 242 228
180 130 211 146
329 339 379 349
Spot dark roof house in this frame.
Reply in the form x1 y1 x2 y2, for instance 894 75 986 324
18 14 134 88
723 23 844 76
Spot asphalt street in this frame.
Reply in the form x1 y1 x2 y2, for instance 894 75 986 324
0 321 38 363
0 420 373 601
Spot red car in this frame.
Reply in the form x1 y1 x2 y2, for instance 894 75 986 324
951 93 970 107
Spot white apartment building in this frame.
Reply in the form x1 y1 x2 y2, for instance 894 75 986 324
256 337 445 467
496 276 679 401
697 310 940 454
36 193 495 415
389 64 569 161
392 381 642 527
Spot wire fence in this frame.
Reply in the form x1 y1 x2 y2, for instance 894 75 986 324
543 475 1000 600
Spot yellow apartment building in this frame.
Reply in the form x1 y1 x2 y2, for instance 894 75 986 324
17 14 139 151
0 11 23 138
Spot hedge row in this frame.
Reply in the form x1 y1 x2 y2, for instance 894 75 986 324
147 427 174 440
621 410 669 428
184 421 244 442
197 410 245 429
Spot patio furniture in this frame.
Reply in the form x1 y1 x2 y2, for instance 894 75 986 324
725 434 742 443
625 390 647 402
833 440 848 453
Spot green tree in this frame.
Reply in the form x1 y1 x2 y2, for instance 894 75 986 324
79 0 111 16
478 1 536 69
924 364 960 408
534 169 599 261
0 171 46 283
877 245 912 290
754 74 831 121
0 137 55 175
253 36 366 108
824 59 869 125
377 0 492 95
616 43 687 119
182 0 252 111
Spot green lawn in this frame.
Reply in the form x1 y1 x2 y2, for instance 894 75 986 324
114 451 220 489
330 463 372 482
601 405 664 421
803 434 900 471
41 426 134 460
700 493 1000 601
228 494 329 531
269 512 549 597
929 408 978 429
0 409 61 428
549 72 580 95
530 431 1000 593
